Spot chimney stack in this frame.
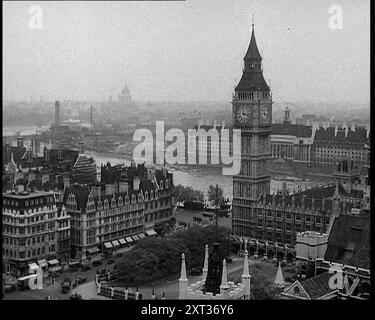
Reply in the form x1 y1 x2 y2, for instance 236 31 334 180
63 177 70 189
119 181 128 194
198 119 203 129
17 137 24 149
55 100 60 128
105 184 115 196
133 176 140 191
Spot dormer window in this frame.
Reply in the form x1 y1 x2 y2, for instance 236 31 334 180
118 196 123 207
111 198 116 208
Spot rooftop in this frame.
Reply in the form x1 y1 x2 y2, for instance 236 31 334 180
3 190 53 199
324 215 370 269
299 272 334 299
271 123 313 138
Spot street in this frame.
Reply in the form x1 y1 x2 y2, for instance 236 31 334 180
3 256 118 300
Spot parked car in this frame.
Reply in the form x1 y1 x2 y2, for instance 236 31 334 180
69 261 82 268
61 278 72 294
92 260 102 267
77 276 87 284
4 284 16 293
226 258 233 264
80 265 91 272
70 292 82 300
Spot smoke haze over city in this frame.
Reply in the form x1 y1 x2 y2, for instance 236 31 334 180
3 0 370 104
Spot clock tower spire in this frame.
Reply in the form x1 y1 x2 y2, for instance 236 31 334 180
232 22 272 238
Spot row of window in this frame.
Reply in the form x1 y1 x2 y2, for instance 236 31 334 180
235 210 328 220
3 222 57 235
3 244 55 259
3 233 56 247
3 196 54 207
3 212 57 224
256 220 326 229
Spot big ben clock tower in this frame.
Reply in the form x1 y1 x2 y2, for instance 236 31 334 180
232 23 272 238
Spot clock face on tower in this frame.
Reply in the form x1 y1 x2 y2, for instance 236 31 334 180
236 105 252 124
260 105 270 124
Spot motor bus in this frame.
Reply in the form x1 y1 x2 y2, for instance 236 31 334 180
17 274 38 291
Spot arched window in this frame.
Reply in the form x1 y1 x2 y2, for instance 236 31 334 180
294 286 300 295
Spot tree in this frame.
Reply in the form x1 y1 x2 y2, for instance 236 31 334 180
175 184 204 203
250 269 277 300
207 185 224 206
112 225 231 287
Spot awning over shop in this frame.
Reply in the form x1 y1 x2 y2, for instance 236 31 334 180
131 235 140 241
48 259 59 266
87 247 100 254
145 229 157 236
112 240 120 247
29 263 39 271
38 259 48 268
138 233 145 239
126 237 133 243
104 242 113 249
119 238 127 245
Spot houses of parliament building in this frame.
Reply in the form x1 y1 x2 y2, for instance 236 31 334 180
231 24 370 262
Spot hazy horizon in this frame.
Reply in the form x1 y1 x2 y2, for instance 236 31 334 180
3 0 370 104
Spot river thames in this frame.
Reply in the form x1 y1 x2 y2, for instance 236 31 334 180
88 151 323 200
3 124 328 200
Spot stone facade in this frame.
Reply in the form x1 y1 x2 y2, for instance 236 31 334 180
2 190 70 275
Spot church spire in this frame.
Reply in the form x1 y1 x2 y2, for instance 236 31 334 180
244 21 262 62
274 262 285 290
242 250 250 278
179 253 188 299
220 259 229 288
241 250 251 299
219 259 230 298
179 253 187 281
202 244 209 281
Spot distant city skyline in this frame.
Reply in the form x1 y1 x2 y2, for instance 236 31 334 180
3 0 370 104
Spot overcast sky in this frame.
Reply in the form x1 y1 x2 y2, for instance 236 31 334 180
3 0 370 103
